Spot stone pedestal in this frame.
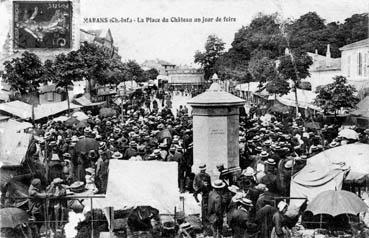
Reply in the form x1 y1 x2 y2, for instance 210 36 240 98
188 83 245 179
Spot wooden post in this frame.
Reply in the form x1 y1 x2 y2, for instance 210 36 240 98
91 198 94 238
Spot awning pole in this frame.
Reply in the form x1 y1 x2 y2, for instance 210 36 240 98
91 198 94 238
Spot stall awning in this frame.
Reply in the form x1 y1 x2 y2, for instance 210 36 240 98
73 96 105 107
89 160 179 213
0 131 32 167
0 101 32 119
235 82 260 93
0 100 81 120
276 89 320 110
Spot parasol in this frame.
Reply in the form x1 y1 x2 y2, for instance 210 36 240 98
338 128 359 140
64 117 79 127
304 122 321 129
76 120 89 129
75 137 99 154
157 129 172 140
306 190 368 217
99 108 117 118
0 207 29 228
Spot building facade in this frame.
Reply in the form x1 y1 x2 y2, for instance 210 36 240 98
339 39 369 92
303 45 342 91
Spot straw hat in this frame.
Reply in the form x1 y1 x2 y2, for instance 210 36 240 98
277 201 288 212
265 158 276 165
212 179 226 189
284 160 293 169
199 164 206 170
260 151 269 158
111 151 123 159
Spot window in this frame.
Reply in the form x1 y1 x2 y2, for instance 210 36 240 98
364 53 367 77
47 92 54 101
347 55 351 77
358 52 362 76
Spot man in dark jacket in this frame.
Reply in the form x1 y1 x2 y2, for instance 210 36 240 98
228 197 256 238
193 164 212 225
256 203 278 238
208 180 226 238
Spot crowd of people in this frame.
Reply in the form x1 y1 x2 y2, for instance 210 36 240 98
190 104 369 238
2 84 369 238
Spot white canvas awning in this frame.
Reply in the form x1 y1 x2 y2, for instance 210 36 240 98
89 160 180 214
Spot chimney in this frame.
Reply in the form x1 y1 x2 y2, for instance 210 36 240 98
315 49 318 55
326 44 331 59
284 48 290 56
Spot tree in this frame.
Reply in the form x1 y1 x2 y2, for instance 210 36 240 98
277 50 313 116
248 51 278 83
1 51 44 95
144 68 159 81
314 75 359 115
53 51 86 115
194 34 225 80
266 77 290 99
125 60 145 82
231 13 286 60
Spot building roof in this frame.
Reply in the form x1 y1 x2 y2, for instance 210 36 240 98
188 83 245 107
339 39 369 51
39 85 57 93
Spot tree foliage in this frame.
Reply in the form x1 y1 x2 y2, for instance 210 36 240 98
314 75 359 114
266 77 290 96
144 68 159 81
194 34 225 80
248 51 278 83
277 50 313 82
2 51 44 95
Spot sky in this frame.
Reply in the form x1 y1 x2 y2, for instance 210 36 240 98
0 0 368 65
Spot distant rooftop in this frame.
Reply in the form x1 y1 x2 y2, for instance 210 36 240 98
340 39 369 51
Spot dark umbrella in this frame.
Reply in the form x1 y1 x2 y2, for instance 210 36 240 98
306 190 368 217
157 129 172 141
0 207 29 228
64 117 79 127
99 108 116 118
304 122 321 129
75 137 99 154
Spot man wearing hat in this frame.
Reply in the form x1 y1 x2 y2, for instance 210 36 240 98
260 159 278 194
96 150 109 193
271 201 290 238
46 178 67 231
208 180 226 238
124 141 138 160
173 146 186 193
193 164 212 225
228 197 256 238
47 154 63 184
28 178 48 236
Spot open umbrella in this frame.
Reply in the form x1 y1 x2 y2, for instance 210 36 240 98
338 128 359 140
76 120 89 129
99 108 116 118
305 122 321 129
306 190 368 217
64 117 79 127
75 137 99 154
0 207 29 228
157 129 172 141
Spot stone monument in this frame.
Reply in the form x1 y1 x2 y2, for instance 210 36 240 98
188 77 246 179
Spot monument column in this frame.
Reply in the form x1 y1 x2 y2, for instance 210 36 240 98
188 81 246 179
